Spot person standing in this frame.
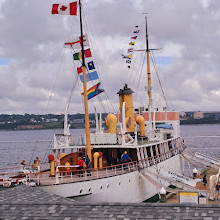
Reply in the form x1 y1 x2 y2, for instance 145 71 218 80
216 182 220 201
77 157 84 177
36 156 41 172
21 160 27 170
85 155 92 176
121 151 132 163
202 174 207 190
56 156 60 168
65 160 70 176
121 151 132 169
32 160 38 172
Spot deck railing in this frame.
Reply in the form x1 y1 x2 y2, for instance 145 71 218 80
0 142 185 186
0 161 139 186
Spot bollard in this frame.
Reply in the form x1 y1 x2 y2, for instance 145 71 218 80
160 187 167 202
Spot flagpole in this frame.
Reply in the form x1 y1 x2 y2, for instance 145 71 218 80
145 16 152 107
79 0 92 160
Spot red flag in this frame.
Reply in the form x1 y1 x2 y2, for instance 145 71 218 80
84 48 92 58
131 36 137 40
52 2 77 15
77 67 83 74
64 34 89 49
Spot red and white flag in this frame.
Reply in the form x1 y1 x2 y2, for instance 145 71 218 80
64 34 89 49
52 2 77 16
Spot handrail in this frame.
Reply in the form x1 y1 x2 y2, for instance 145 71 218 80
0 144 184 177
0 140 185 186
0 166 23 171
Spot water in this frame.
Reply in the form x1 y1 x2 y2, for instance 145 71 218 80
0 128 85 169
0 125 219 174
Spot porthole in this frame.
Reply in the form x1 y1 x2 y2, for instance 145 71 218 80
107 184 109 188
100 185 103 190
88 188 91 192
119 181 121 185
80 189 82 193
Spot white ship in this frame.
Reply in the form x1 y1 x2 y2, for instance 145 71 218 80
37 0 186 202
3 1 219 203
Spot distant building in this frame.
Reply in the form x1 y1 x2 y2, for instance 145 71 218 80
204 112 220 120
18 125 43 130
71 119 84 124
194 112 204 119
193 111 220 120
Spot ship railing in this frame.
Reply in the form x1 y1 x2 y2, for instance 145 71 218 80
0 166 25 177
0 161 139 186
139 142 185 168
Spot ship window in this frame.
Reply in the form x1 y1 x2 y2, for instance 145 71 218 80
119 181 121 185
88 188 91 192
129 179 131 183
100 185 103 190
145 108 148 111
107 184 109 188
80 189 82 193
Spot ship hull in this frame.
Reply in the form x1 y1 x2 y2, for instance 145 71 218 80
41 154 183 203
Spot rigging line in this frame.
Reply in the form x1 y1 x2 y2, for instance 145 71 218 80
66 72 80 110
133 51 146 103
150 51 169 108
159 49 174 110
125 20 145 85
82 9 116 113
29 17 78 165
126 48 141 86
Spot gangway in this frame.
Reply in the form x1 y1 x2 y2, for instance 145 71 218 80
139 172 179 194
141 168 202 192
182 149 220 170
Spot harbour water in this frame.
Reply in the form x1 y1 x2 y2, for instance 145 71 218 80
0 124 220 174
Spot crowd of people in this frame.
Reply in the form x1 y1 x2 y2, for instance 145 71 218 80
58 151 131 177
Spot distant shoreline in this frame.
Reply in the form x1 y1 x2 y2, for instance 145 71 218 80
0 121 219 131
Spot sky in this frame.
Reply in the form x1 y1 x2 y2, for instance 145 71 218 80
0 0 219 114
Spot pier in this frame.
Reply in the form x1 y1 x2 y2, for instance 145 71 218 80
1 186 220 219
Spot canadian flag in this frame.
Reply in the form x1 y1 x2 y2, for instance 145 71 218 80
52 2 77 16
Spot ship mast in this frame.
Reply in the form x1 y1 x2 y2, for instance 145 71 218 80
79 0 92 160
145 16 152 107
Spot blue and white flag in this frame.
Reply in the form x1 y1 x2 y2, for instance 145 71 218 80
79 71 99 83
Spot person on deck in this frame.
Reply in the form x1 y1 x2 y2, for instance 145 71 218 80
85 155 92 176
31 160 38 172
216 182 220 201
77 157 84 177
36 156 41 172
202 175 207 190
56 156 60 168
121 151 132 163
121 151 132 169
21 160 27 170
65 160 71 176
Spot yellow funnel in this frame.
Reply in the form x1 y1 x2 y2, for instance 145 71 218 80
117 84 135 132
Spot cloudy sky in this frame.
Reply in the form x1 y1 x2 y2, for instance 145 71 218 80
0 0 219 114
